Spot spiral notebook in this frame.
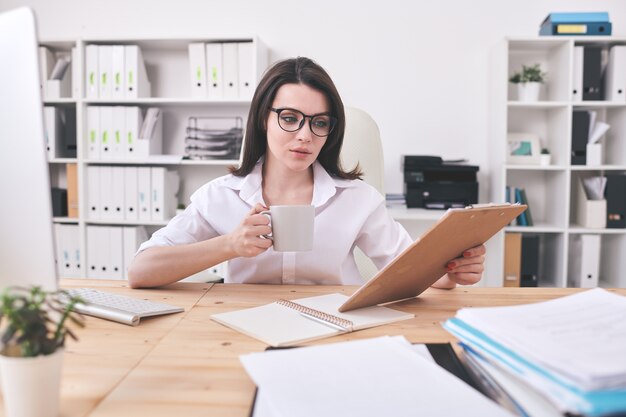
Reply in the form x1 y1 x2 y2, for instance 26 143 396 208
210 293 414 347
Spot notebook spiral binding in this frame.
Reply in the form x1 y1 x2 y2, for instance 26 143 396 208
277 299 354 332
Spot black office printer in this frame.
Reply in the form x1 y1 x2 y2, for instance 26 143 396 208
404 156 479 209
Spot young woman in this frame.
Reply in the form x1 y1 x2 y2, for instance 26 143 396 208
128 57 486 288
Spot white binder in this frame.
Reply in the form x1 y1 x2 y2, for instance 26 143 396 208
111 106 125 160
87 166 101 219
122 226 148 279
86 226 101 278
97 226 110 279
98 45 113 99
85 45 99 98
206 42 224 99
124 106 143 159
188 42 207 99
111 167 125 220
53 224 65 277
237 42 254 99
124 45 151 99
151 167 180 221
111 45 125 99
99 106 113 159
99 166 114 220
605 46 626 102
38 46 54 95
66 224 81 277
87 106 101 160
43 106 62 159
572 46 583 102
137 167 152 221
569 234 601 288
108 226 124 280
123 166 139 221
222 42 239 99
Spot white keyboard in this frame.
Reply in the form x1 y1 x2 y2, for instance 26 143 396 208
65 288 184 326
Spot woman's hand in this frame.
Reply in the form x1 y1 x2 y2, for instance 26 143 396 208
431 244 486 289
226 203 273 258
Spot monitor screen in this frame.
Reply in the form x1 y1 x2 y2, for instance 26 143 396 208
0 7 58 291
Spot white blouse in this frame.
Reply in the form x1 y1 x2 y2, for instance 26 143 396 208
138 161 413 284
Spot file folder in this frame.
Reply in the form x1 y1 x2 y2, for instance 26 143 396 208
87 166 100 219
99 106 113 159
136 107 162 158
539 12 612 36
66 162 79 218
111 106 125 160
188 42 207 99
66 224 81 277
605 174 626 228
583 47 602 101
111 167 125 221
520 235 539 287
123 166 139 221
85 45 99 98
237 42 254 99
124 45 151 99
53 224 67 277
87 226 100 278
222 42 239 99
137 167 152 221
569 234 601 287
71 47 79 98
99 166 114 220
150 167 180 221
503 233 522 287
38 46 54 95
111 45 125 99
572 46 583 102
206 42 224 99
98 45 113 99
124 106 143 158
87 106 101 160
43 106 62 159
605 46 626 102
571 110 590 165
108 226 124 280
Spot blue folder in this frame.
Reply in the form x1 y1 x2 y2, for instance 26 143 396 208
540 12 612 36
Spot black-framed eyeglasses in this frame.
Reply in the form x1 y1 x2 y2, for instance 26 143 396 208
270 107 336 137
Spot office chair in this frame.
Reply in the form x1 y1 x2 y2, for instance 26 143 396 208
340 107 385 281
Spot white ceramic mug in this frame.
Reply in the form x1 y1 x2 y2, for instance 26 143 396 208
260 205 314 252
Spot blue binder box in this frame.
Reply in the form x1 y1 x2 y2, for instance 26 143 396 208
540 12 612 36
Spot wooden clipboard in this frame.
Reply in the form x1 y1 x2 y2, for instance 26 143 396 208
338 204 527 312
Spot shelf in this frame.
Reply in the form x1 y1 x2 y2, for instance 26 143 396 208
570 165 626 171
85 158 239 166
507 101 568 108
572 101 626 108
53 217 79 224
569 227 626 234
83 98 251 106
44 98 77 104
505 164 566 171
505 224 565 233
85 219 169 226
48 158 78 164
386 207 446 221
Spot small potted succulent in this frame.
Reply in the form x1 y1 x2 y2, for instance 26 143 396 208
540 148 551 166
0 287 84 417
509 64 547 102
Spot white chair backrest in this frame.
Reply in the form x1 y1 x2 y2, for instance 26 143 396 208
340 107 385 281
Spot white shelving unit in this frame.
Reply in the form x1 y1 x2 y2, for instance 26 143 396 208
489 36 626 288
41 36 268 280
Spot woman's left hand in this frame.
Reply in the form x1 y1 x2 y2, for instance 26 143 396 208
432 244 486 289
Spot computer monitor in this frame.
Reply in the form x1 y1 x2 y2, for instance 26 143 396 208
0 7 58 291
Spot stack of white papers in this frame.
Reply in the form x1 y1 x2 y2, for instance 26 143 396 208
444 289 626 417
241 336 514 417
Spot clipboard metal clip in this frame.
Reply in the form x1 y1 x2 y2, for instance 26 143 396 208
465 202 520 209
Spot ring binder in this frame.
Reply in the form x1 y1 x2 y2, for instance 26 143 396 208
276 299 353 331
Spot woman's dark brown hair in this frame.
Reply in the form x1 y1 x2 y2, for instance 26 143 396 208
230 57 362 180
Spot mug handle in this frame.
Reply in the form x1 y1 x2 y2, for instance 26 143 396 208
259 210 272 240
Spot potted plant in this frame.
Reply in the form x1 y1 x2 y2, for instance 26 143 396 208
176 202 186 215
540 148 551 166
509 64 547 102
0 287 84 417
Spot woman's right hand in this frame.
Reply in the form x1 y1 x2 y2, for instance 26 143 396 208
226 203 273 258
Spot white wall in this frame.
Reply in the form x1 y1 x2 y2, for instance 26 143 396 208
3 0 625 195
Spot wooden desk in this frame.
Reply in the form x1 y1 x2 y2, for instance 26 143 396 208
3 281 625 416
